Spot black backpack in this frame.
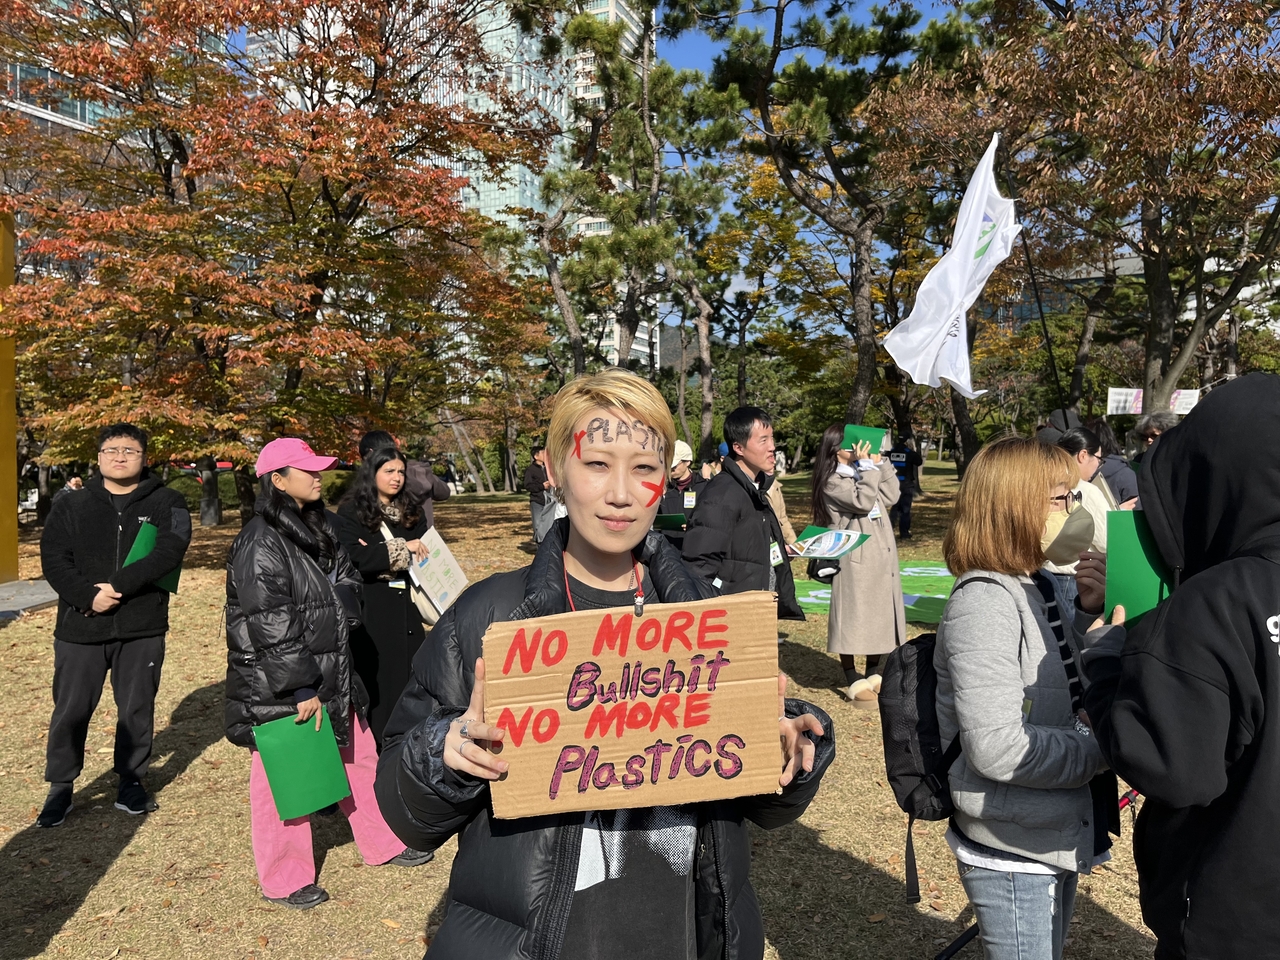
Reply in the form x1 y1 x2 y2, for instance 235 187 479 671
878 630 962 903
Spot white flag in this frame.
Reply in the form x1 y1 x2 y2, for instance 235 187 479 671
882 133 1021 399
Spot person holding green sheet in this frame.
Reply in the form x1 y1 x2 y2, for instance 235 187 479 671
811 423 905 708
225 437 429 911
37 423 192 828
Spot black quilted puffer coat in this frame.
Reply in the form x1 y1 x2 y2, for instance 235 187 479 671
375 519 836 960
224 497 365 748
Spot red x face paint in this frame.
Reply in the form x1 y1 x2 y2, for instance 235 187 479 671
641 480 663 507
573 430 587 459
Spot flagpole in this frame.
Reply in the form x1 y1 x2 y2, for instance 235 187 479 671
1003 168 1070 422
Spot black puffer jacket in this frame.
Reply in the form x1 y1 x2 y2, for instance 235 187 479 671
375 520 835 960
1083 374 1280 960
681 459 804 621
40 472 191 643
224 499 365 748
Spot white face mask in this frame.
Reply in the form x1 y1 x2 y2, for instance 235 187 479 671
1041 506 1095 565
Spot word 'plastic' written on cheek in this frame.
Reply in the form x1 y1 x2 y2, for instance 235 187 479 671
641 481 663 507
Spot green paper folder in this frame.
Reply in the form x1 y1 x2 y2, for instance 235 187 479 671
841 424 888 453
252 710 351 820
123 522 182 593
796 525 830 542
653 513 687 531
1105 510 1173 625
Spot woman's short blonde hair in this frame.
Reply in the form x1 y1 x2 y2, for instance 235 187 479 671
944 437 1080 576
545 368 676 481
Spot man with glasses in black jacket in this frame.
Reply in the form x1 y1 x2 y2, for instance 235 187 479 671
36 424 191 827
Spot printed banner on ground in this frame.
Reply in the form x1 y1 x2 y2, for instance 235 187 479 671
482 592 782 819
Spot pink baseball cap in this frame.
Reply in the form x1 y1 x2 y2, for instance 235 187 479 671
254 438 339 477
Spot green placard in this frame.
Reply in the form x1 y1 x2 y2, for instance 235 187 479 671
1105 510 1172 625
122 522 181 593
841 424 888 453
252 710 352 821
653 513 687 531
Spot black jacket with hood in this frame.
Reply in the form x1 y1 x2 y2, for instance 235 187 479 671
1082 373 1280 960
224 496 366 749
40 471 191 643
681 458 804 622
375 519 835 960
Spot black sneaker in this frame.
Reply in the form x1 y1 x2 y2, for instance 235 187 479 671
263 884 329 910
114 780 159 816
36 787 73 828
385 848 435 867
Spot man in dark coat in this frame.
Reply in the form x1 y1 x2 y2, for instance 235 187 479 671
1080 374 1280 960
682 407 803 621
37 423 191 827
887 437 923 539
523 446 554 544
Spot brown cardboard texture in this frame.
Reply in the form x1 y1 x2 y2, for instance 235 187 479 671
481 591 782 819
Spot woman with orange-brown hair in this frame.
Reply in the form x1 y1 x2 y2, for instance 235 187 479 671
934 437 1124 960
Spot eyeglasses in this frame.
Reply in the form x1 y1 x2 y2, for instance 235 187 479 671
99 447 144 460
1049 490 1082 513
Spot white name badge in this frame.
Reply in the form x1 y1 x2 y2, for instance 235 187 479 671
683 491 697 510
769 541 784 567
868 502 882 520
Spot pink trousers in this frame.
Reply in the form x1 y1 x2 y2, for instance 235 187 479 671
249 709 405 899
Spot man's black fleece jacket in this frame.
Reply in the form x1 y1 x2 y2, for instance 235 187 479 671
40 472 191 643
1082 373 1280 960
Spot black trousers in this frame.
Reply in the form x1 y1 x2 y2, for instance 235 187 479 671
890 489 914 537
45 636 165 785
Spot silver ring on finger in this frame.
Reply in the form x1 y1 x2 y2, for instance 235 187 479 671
459 719 473 741
456 738 469 757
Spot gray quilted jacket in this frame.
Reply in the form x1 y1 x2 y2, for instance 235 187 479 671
935 570 1113 872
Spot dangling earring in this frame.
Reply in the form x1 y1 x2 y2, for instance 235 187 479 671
553 486 566 505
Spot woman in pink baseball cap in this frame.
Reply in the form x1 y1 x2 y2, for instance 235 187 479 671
223 438 431 910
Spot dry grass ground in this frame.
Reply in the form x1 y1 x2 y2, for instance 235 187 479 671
0 466 1153 960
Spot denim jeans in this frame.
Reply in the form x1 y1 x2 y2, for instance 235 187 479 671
1052 572 1079 607
957 861 1078 960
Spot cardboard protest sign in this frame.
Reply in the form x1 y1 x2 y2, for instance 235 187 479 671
482 591 783 819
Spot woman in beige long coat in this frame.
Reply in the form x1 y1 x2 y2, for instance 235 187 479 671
811 423 906 708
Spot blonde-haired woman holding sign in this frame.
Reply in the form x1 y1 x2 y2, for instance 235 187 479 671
375 368 834 959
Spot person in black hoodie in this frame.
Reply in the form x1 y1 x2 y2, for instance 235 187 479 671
37 423 191 828
375 369 833 959
682 406 804 622
1078 373 1280 960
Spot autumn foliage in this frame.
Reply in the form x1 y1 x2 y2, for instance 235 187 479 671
0 0 556 462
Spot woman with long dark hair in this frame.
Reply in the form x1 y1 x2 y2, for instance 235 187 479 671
811 423 905 707
333 446 429 745
225 438 428 910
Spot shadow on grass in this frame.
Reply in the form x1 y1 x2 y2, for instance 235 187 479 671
0 681 225 959
754 821 1152 960
780 638 845 694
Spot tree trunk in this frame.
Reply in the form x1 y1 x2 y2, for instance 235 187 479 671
235 466 256 525
503 418 517 493
1067 273 1112 409
689 286 717 461
443 408 494 494
676 324 692 445
844 224 881 424
36 463 51 522
616 278 642 365
1226 312 1240 379
196 455 222 527
950 388 982 480
884 362 914 442
539 229 586 376
736 311 748 408
1140 198 1179 412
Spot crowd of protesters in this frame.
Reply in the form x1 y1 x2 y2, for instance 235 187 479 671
27 368 1280 960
